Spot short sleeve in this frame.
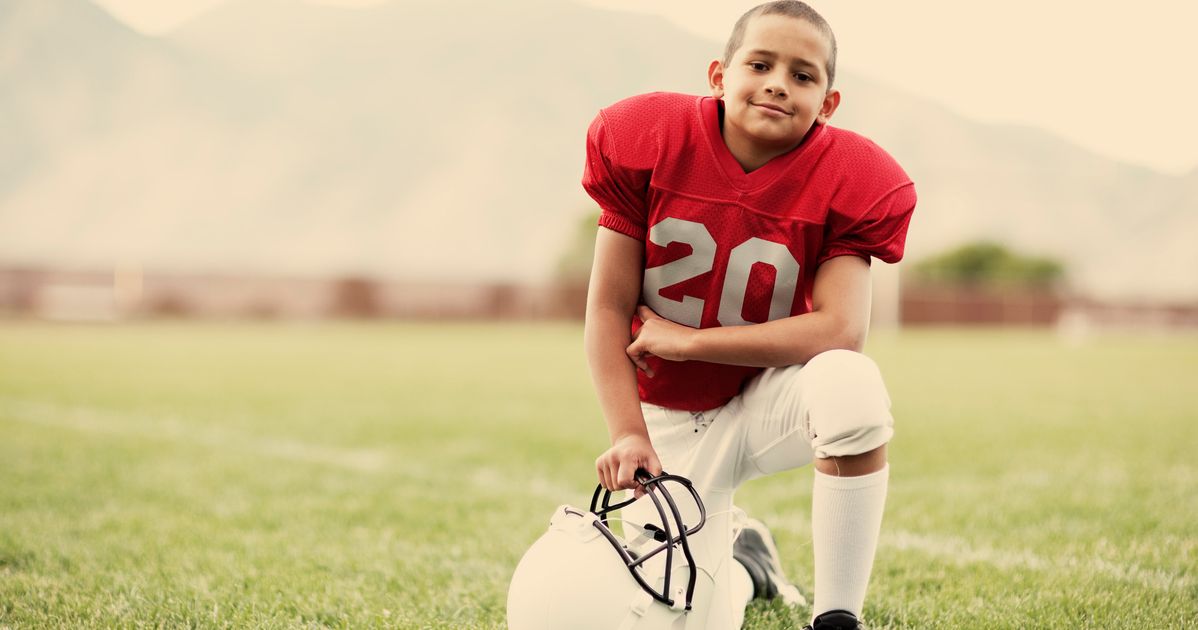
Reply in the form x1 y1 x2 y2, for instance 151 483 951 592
581 111 650 241
819 182 916 265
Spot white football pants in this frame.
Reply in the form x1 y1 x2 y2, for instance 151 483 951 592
624 349 894 630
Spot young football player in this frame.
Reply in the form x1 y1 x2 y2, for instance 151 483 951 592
582 2 916 629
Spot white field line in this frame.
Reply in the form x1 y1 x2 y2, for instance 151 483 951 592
2 399 386 474
761 517 1193 593
11 399 1188 592
887 529 1193 593
468 465 585 504
0 399 579 502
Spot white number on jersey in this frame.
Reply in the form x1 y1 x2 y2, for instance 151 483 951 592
642 218 800 328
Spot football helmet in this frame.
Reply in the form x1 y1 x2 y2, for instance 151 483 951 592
507 471 708 630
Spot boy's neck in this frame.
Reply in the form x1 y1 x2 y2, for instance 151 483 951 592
718 105 813 173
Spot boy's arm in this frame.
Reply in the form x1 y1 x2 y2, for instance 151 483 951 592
585 227 662 494
628 254 872 368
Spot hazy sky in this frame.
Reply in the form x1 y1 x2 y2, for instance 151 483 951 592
95 0 1198 175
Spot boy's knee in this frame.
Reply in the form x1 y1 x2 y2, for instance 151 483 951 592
801 349 894 459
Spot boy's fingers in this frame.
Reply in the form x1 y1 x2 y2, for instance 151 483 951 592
629 352 647 370
598 457 616 491
626 340 641 359
630 357 655 378
616 460 635 490
626 346 653 375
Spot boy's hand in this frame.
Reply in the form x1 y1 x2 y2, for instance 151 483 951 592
627 305 697 375
595 433 663 499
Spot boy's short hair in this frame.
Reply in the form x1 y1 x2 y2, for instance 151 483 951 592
722 1 838 90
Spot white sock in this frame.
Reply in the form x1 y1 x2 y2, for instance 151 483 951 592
730 558 755 627
812 464 889 619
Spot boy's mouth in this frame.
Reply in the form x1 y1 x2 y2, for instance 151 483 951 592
751 102 791 116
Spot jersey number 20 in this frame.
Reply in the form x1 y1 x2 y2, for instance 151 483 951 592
642 218 800 328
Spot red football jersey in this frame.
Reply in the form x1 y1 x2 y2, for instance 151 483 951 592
583 92 915 411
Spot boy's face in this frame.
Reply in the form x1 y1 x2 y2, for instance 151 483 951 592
708 14 840 162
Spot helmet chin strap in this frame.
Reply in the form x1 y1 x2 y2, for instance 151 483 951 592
616 589 659 630
623 506 743 548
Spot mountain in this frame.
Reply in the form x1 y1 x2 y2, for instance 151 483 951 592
834 79 1193 299
0 0 1194 299
0 0 278 268
0 0 176 191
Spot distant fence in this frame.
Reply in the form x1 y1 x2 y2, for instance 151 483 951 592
0 267 587 321
899 284 1198 328
2 267 1195 328
900 285 1062 326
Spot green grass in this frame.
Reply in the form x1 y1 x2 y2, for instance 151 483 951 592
0 321 1195 629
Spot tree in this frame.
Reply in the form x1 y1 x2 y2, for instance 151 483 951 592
910 241 1065 289
556 209 601 285
551 209 601 318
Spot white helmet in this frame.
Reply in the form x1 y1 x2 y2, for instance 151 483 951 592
507 472 708 630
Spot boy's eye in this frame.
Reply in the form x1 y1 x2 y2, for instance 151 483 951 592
794 73 812 83
749 62 768 71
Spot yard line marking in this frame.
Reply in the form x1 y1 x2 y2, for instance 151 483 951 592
468 465 585 503
1 400 582 504
884 529 1191 592
884 529 1050 572
1 400 388 473
762 517 1191 593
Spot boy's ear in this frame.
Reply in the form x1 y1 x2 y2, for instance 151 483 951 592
816 88 841 125
707 59 725 98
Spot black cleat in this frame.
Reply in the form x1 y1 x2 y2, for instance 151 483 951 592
802 609 864 630
732 518 807 607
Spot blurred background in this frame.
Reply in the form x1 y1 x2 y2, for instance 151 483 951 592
1 0 1196 327
3 3 1196 627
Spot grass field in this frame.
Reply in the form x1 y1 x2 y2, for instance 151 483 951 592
1 321 1195 629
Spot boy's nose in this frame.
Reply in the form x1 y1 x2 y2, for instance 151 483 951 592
764 72 788 98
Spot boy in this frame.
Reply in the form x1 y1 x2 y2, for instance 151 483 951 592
581 2 915 629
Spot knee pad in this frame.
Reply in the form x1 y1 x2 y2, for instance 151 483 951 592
800 349 894 459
